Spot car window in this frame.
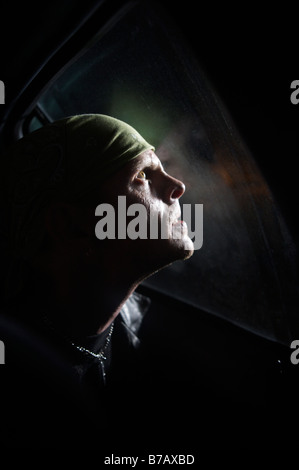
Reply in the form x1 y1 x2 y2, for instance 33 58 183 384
22 1 298 345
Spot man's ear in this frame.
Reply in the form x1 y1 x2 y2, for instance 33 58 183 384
44 202 94 244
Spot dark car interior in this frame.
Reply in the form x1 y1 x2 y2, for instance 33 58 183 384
1 0 299 450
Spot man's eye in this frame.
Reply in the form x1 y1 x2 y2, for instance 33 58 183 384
137 170 147 180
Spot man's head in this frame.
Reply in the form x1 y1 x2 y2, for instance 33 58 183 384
3 114 193 299
92 148 194 278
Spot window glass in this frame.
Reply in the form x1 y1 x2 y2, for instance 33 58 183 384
25 2 299 344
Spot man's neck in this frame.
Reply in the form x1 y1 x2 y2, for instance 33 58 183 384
43 260 140 339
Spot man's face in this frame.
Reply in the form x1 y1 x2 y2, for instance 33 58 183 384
96 150 194 275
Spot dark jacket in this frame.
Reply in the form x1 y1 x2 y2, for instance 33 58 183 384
0 292 152 448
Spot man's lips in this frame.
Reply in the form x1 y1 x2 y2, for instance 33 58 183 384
172 218 188 233
166 208 188 231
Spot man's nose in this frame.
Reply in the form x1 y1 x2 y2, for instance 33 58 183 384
164 174 185 203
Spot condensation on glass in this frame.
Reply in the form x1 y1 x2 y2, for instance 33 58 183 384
25 2 299 345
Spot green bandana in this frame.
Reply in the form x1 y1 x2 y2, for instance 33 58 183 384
2 114 154 298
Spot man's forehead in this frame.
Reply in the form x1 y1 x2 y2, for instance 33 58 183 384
130 150 163 170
